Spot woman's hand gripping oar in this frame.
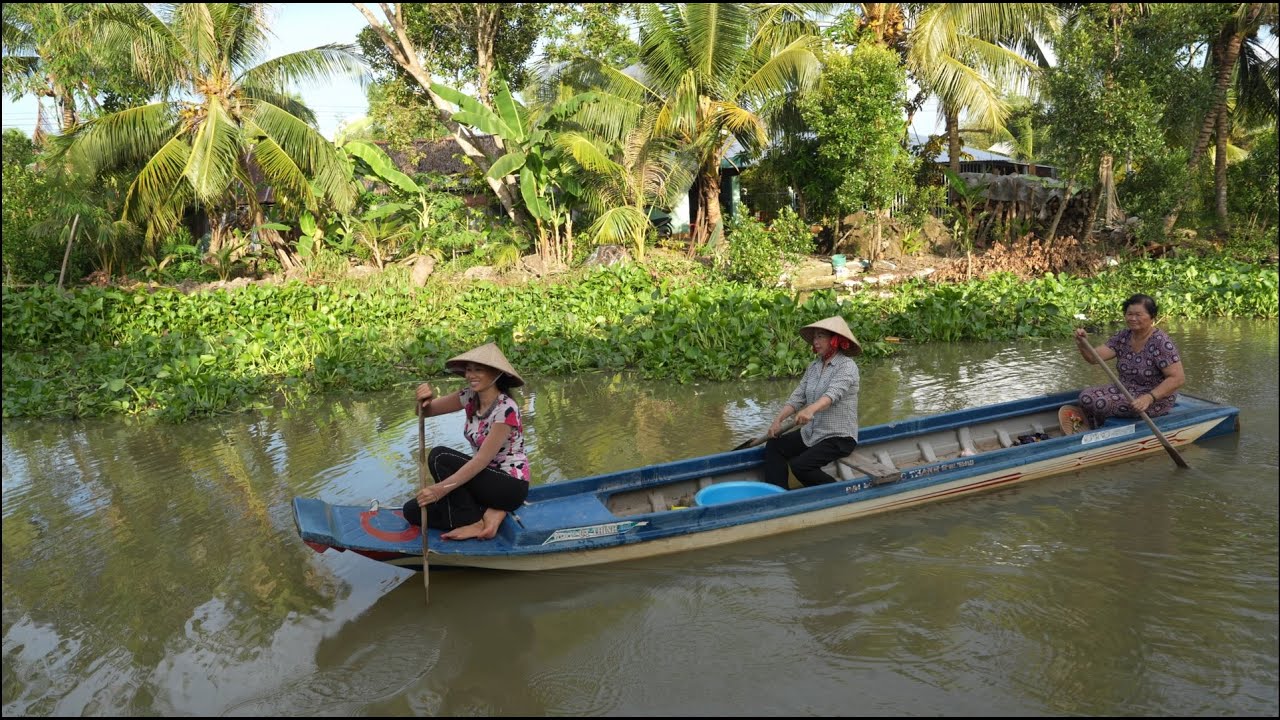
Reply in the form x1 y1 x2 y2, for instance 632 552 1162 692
732 417 798 451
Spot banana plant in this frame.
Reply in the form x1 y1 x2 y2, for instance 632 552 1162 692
430 79 597 266
296 211 322 259
294 141 420 262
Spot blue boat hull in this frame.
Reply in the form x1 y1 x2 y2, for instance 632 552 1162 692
293 390 1239 571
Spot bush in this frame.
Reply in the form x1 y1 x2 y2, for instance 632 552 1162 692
2 131 86 284
719 211 813 288
770 207 816 255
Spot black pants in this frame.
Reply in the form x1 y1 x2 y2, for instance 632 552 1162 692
402 447 529 530
763 431 857 489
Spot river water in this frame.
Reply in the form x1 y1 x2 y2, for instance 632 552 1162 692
3 320 1277 716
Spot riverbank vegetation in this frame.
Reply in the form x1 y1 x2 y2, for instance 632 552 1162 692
3 255 1274 419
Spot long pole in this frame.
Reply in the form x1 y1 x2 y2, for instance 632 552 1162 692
57 214 80 289
418 403 430 600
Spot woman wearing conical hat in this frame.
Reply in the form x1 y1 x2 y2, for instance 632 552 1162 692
764 316 862 489
401 342 530 541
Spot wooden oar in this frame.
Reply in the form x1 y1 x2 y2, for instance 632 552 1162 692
417 402 430 600
1081 340 1189 469
733 417 798 451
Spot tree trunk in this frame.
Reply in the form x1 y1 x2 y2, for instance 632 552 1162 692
871 211 883 262
946 106 962 176
58 92 78 132
1044 186 1074 245
565 208 575 265
688 168 723 257
1100 152 1123 225
473 5 499 105
1162 3 1263 233
352 3 525 223
1215 103 1230 233
207 211 232 257
58 214 80 289
33 97 48 146
47 74 80 132
1082 154 1112 242
253 206 300 271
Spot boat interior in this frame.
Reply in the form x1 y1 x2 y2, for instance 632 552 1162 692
603 407 1071 518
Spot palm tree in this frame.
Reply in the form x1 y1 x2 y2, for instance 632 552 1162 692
1212 9 1277 231
2 3 95 139
559 104 697 261
572 3 822 254
54 3 365 269
1162 2 1271 233
844 3 1058 175
905 3 1059 176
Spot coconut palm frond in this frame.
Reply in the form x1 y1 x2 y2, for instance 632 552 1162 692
78 3 187 89
248 132 318 212
637 4 691 92
922 53 1009 131
685 3 751 85
556 131 620 175
239 44 368 93
714 101 769 154
749 3 828 52
184 99 242 203
1 54 40 88
219 3 272 72
55 102 181 171
581 182 628 216
238 85 317 126
733 36 820 107
951 35 1040 89
587 205 649 246
122 136 190 225
909 2 1058 141
1233 38 1278 127
173 2 221 76
1 5 36 53
916 3 1058 60
575 95 645 146
656 70 702 138
248 98 356 212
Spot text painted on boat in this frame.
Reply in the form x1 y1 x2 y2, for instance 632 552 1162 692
543 520 649 545
901 457 976 481
1081 424 1136 445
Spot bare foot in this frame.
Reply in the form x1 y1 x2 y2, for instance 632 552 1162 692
477 509 507 540
440 520 486 541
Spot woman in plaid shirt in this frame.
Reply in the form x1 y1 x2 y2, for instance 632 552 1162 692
764 316 862 489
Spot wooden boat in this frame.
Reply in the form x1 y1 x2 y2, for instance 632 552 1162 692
292 390 1239 572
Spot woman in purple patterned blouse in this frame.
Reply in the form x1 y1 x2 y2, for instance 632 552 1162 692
1073 294 1185 429
402 343 530 541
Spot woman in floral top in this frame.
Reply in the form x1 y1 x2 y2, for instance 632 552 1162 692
1073 294 1185 429
401 343 530 541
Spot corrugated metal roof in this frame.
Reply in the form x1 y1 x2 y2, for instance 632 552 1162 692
934 145 1017 163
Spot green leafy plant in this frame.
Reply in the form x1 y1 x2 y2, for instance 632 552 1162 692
943 169 990 255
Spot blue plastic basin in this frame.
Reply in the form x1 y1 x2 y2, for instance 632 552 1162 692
695 480 786 506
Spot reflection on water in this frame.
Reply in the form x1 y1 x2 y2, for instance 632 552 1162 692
3 320 1277 715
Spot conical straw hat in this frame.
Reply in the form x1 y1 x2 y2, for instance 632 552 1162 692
445 342 525 387
799 316 863 356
